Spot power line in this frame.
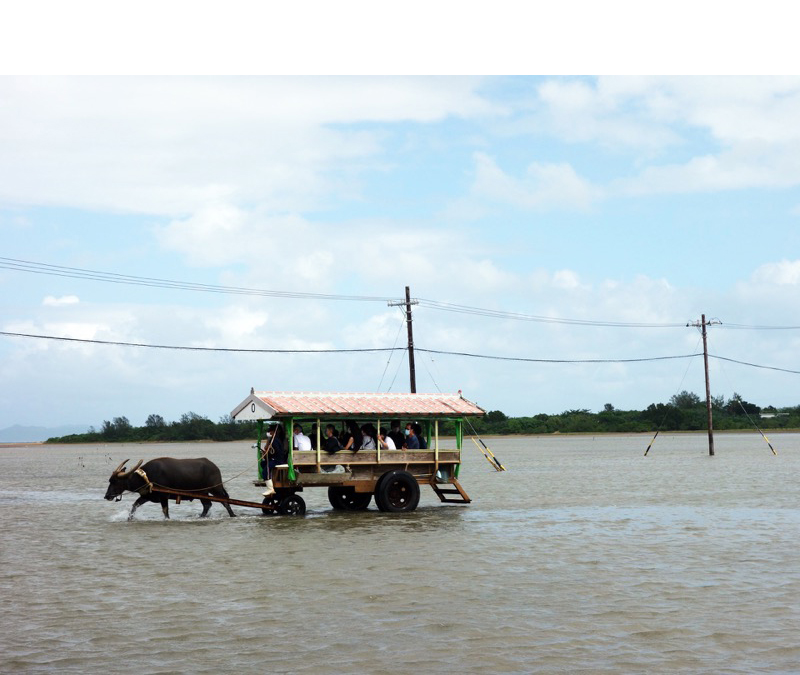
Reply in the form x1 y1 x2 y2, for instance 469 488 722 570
0 330 701 364
0 331 402 354
0 257 395 303
7 329 800 373
418 300 800 330
709 354 800 375
6 255 800 331
415 347 703 364
718 323 800 330
416 298 687 328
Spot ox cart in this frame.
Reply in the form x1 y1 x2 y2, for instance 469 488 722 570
231 390 486 515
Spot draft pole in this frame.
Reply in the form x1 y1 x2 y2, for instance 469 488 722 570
688 314 719 456
388 286 419 393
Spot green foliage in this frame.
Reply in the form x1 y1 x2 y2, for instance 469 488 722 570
46 412 260 443
455 391 800 436
725 392 760 416
145 413 165 428
44 391 800 443
670 390 702 408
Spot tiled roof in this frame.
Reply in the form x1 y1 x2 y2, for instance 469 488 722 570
250 391 485 417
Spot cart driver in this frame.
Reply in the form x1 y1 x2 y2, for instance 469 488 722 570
262 424 287 498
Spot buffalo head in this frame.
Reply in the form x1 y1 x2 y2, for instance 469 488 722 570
104 459 143 501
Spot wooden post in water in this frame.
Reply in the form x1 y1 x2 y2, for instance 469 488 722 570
687 314 717 456
701 314 714 456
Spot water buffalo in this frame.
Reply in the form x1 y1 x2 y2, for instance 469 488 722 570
105 457 236 520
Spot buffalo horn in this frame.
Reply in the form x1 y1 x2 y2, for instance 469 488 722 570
112 459 130 476
117 459 143 479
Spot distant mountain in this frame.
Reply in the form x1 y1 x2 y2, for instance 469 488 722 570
0 424 91 443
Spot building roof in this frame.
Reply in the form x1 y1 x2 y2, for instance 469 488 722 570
231 390 485 420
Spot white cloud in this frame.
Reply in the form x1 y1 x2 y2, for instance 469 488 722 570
535 77 680 150
537 76 800 148
750 260 800 286
618 143 800 195
157 201 494 298
471 152 600 211
0 77 499 216
44 321 106 340
203 305 269 344
42 294 79 306
533 76 800 195
552 270 582 290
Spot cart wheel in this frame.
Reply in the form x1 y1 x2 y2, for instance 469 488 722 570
374 470 420 512
277 494 306 516
261 495 280 515
328 486 372 511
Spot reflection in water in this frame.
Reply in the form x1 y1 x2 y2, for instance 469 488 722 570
1 434 799 673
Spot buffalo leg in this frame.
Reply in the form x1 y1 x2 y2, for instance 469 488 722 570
128 495 148 521
212 488 237 517
200 499 212 517
160 497 170 519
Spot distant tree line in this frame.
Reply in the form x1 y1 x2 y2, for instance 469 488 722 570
46 412 259 443
45 391 800 443
466 391 799 435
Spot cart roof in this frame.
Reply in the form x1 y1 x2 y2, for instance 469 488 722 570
231 390 485 421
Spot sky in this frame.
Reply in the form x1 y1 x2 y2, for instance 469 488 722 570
2 10 800 430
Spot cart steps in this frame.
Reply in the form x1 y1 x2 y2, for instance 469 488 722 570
430 479 471 504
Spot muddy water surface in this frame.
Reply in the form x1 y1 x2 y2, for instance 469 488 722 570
1 434 799 673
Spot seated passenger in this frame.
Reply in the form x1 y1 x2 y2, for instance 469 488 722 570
361 423 377 450
413 423 427 449
389 420 405 449
379 427 396 450
323 424 342 454
343 420 363 452
404 422 420 450
293 424 312 451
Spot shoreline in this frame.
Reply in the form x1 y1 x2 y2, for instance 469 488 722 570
5 427 800 447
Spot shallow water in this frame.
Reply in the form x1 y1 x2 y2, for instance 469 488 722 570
1 433 799 673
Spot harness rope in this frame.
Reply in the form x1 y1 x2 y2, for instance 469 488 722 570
134 468 153 494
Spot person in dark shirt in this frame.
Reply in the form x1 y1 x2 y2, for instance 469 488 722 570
343 420 362 451
388 420 405 449
323 424 342 454
413 423 427 449
405 423 420 450
262 424 286 497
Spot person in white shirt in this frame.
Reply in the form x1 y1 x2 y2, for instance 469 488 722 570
293 424 312 451
378 427 396 450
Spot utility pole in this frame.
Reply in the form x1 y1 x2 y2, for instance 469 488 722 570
687 314 720 456
388 286 419 393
